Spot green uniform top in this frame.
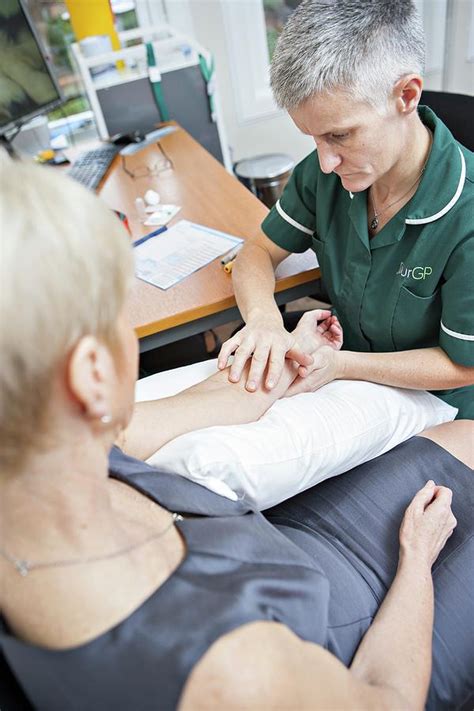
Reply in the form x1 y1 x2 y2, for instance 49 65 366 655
262 106 474 418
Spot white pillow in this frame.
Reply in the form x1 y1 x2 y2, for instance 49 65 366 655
136 359 457 510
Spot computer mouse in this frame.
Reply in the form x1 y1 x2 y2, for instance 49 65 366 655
109 131 145 146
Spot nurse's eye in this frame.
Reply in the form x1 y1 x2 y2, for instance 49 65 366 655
331 132 349 140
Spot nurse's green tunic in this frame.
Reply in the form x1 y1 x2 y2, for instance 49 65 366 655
262 106 474 418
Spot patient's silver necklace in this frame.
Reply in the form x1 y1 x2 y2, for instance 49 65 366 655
0 512 183 577
369 129 432 232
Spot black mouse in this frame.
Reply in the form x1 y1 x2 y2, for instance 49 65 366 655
109 131 145 146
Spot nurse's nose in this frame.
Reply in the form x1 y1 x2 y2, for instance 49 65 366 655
316 142 342 174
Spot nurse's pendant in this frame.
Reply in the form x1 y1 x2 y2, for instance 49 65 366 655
370 215 379 231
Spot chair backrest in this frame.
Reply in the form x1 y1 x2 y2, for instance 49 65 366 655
0 650 33 711
421 90 474 151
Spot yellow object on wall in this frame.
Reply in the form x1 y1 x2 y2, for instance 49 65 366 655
65 0 121 51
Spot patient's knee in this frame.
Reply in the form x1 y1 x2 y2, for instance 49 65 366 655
419 420 474 469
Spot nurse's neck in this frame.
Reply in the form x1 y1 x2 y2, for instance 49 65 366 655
372 117 432 206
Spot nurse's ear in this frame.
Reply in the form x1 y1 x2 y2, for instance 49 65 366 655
393 74 423 116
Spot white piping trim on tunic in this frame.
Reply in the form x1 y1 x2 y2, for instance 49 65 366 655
406 148 466 225
275 200 314 235
441 320 474 342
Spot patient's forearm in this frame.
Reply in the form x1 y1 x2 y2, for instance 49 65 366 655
119 312 327 460
119 359 298 461
350 555 433 710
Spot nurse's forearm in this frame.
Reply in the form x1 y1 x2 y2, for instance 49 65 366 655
338 346 474 390
232 241 282 323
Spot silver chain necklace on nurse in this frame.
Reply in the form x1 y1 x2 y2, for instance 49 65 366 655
369 129 433 232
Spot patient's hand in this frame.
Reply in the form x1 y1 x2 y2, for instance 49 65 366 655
282 311 343 398
399 481 457 569
316 314 343 351
292 310 343 356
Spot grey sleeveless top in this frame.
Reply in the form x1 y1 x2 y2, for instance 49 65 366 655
0 447 330 711
2 438 473 711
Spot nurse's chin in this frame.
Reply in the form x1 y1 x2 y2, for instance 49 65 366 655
338 174 372 193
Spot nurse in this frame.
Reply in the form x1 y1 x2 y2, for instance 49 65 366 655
218 0 474 418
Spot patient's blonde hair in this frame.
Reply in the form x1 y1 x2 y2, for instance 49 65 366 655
0 149 133 470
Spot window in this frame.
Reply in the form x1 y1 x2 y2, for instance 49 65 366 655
222 0 302 124
263 0 301 60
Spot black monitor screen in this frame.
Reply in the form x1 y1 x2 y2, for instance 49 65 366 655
0 0 61 133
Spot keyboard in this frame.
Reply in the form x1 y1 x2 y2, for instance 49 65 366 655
68 144 121 190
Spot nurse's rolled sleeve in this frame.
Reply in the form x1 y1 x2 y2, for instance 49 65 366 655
439 236 474 367
261 152 317 253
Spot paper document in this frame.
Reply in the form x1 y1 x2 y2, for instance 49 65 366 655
134 220 244 290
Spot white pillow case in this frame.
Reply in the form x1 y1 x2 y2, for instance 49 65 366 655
136 359 457 510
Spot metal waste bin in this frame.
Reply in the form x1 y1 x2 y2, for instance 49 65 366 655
234 153 295 208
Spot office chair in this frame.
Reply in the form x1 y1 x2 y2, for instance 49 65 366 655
421 90 474 151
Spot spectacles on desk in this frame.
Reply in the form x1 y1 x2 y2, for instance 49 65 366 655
121 142 174 179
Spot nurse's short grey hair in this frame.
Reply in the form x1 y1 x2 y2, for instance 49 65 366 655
0 149 133 471
270 0 425 111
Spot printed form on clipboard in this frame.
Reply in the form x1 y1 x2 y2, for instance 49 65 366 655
134 220 244 290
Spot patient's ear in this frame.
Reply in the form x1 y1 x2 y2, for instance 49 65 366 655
67 335 114 421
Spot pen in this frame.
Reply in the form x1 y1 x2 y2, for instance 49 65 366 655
220 245 242 265
133 225 167 247
223 259 235 274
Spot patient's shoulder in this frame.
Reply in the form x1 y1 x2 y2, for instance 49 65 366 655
179 621 300 709
178 620 378 711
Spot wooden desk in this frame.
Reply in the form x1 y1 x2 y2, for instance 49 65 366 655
97 126 320 352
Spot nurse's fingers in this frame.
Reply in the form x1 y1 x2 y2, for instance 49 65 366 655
264 344 311 391
218 333 242 370
245 343 272 391
285 345 313 368
229 339 255 383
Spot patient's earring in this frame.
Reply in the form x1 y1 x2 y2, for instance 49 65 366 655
100 414 112 425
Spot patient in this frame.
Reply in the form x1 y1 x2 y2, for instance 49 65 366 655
0 152 473 711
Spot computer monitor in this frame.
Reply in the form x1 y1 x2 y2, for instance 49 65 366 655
0 0 62 138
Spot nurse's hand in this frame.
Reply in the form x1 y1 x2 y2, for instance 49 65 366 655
218 315 313 392
284 345 341 397
218 309 337 392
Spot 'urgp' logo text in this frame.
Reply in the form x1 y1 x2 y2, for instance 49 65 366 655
396 262 433 280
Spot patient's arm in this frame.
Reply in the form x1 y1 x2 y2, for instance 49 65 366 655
118 310 336 461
